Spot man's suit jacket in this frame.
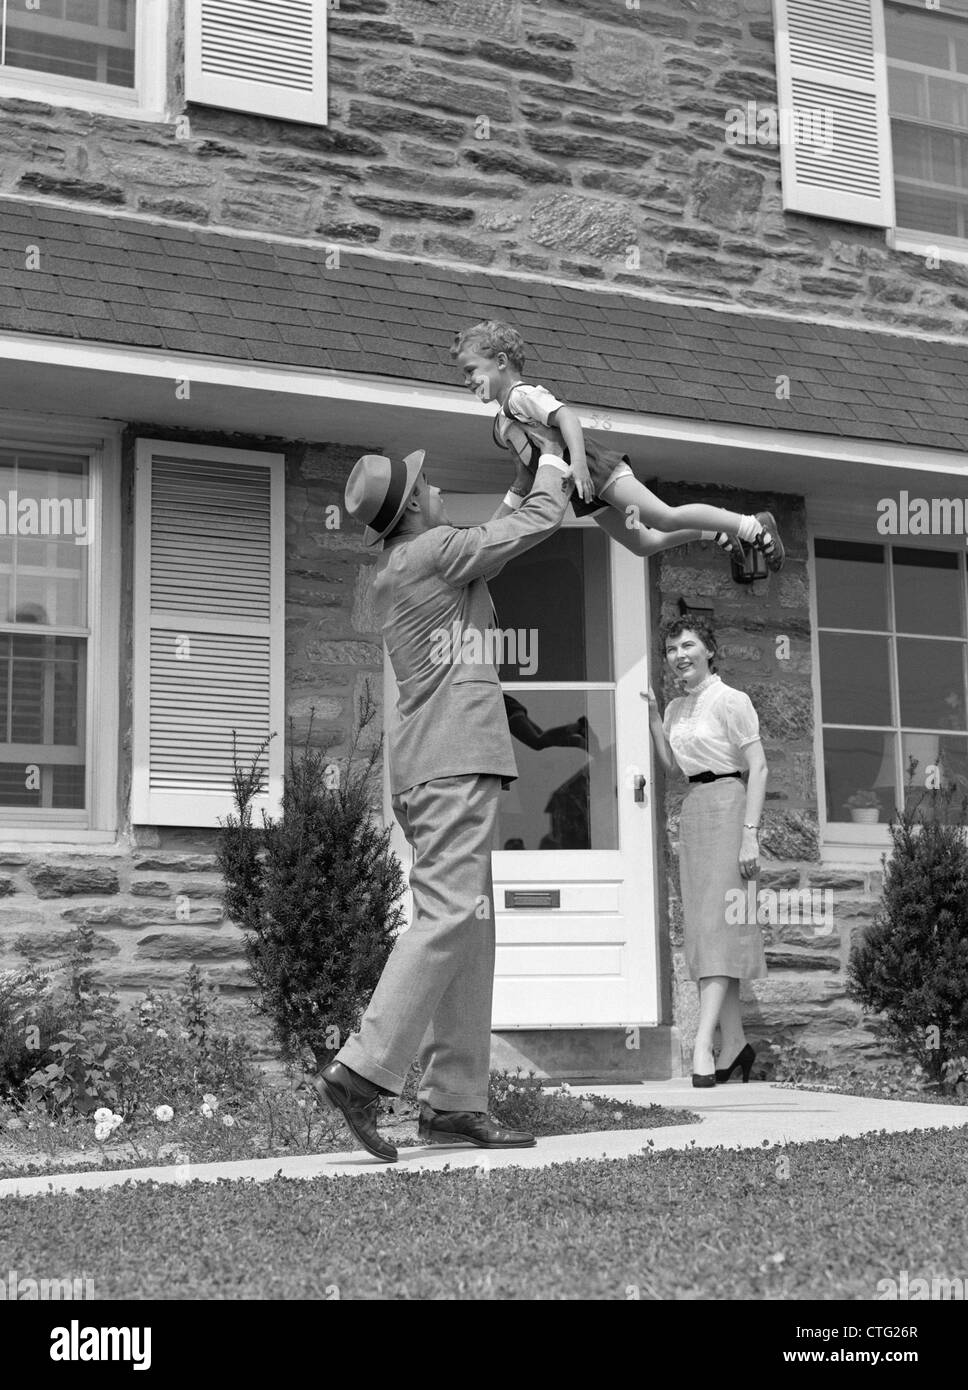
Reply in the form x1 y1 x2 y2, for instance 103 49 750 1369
374 462 573 795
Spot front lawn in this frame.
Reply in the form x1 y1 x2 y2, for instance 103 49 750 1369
3 1128 966 1299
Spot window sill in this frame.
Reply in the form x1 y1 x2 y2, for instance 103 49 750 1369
888 227 968 267
0 83 167 124
0 829 120 849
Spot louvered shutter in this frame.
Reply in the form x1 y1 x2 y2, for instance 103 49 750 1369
132 441 284 826
772 0 895 226
184 0 327 126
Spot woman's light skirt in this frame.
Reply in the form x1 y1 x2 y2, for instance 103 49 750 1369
678 777 767 982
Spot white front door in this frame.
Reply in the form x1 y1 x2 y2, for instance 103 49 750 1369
383 498 661 1029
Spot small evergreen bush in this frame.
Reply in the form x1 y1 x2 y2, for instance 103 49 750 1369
217 680 406 1071
848 774 968 1089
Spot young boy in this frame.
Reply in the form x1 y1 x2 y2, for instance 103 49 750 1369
451 319 785 569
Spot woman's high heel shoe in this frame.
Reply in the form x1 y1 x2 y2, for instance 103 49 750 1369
715 1042 755 1084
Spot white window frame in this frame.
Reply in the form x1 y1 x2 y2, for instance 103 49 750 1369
884 0 968 264
807 496 968 864
0 0 168 123
0 412 121 848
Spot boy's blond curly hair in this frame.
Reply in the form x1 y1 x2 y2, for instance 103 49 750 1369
451 319 526 372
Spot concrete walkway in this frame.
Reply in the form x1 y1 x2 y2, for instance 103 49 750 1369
2 1081 966 1200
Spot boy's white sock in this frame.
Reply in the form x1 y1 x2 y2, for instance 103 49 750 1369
702 529 734 549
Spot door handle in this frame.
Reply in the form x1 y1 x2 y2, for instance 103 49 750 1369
633 775 647 803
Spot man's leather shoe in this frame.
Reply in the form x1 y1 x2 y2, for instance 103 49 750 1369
310 1061 397 1163
418 1103 535 1148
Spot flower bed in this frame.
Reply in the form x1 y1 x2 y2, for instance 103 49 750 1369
1 1068 698 1179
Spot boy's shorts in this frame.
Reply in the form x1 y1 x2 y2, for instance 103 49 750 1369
570 456 634 518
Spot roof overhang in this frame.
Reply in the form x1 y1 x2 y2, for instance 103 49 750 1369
0 332 965 504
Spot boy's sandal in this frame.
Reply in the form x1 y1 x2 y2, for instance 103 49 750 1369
750 511 785 572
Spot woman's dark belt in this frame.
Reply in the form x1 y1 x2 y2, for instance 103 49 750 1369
688 770 742 783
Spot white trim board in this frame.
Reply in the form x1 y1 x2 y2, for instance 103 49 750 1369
0 332 965 482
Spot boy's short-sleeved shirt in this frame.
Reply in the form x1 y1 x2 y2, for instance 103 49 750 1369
493 381 632 518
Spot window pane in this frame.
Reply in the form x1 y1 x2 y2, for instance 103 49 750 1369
488 528 612 682
903 733 968 825
889 67 928 119
0 635 86 810
892 122 963 187
3 0 136 89
896 183 965 235
497 691 617 850
819 633 893 726
814 539 887 630
824 729 895 823
0 451 89 627
893 547 963 636
890 4 962 69
897 637 966 728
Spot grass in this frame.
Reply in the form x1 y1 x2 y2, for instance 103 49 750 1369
2 1128 967 1299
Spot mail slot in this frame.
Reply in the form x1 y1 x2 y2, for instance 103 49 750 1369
504 890 561 910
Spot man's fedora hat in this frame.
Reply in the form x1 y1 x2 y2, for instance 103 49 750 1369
345 449 426 547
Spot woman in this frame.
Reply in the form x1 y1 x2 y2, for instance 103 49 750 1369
642 617 768 1087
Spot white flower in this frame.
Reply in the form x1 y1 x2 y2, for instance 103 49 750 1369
221 1114 235 1128
6 1117 23 1130
559 1082 573 1094
581 1099 596 1113
94 1122 112 1141
612 1110 623 1122
200 1103 214 1119
154 1105 174 1123
156 1029 168 1039
93 1107 113 1124
141 1000 154 1013
179 1030 190 1040
202 1093 218 1109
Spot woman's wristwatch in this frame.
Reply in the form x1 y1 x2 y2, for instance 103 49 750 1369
743 823 760 831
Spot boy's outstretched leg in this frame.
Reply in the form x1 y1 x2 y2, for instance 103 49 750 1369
601 475 785 571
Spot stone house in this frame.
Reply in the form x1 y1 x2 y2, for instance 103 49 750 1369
0 0 966 1078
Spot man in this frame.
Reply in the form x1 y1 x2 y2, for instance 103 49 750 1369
311 445 574 1161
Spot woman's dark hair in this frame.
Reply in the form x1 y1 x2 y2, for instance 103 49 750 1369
659 616 719 674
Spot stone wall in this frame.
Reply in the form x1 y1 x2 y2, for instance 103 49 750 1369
0 427 381 1047
0 0 965 331
649 481 883 1066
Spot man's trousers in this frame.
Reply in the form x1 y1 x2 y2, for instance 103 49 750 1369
335 772 501 1112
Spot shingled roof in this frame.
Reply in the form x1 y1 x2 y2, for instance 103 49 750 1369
1 197 967 451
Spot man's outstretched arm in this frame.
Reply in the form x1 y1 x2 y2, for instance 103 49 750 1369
435 457 574 587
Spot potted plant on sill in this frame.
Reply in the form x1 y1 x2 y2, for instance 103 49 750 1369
844 789 881 824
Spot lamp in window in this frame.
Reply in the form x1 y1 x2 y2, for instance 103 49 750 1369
874 734 941 814
678 597 714 620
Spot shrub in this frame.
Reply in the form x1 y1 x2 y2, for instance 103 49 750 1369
5 923 259 1119
217 680 407 1071
0 966 71 1099
848 777 968 1088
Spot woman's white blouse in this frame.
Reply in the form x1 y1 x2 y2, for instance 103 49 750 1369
662 675 761 777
